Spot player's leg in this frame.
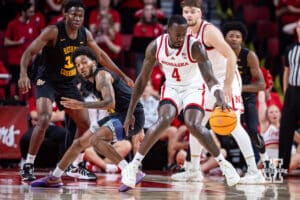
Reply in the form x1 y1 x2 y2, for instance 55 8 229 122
21 83 55 181
121 101 177 189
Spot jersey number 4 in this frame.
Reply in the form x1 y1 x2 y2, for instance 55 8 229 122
172 68 181 81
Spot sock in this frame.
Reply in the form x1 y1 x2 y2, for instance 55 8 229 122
215 153 226 164
189 134 202 171
52 167 64 178
118 160 128 171
231 121 257 170
245 155 258 172
105 164 119 173
260 153 269 161
132 152 145 166
25 154 36 164
73 153 84 167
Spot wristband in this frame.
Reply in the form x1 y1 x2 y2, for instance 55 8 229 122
210 84 222 95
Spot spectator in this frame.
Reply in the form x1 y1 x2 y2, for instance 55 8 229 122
88 0 121 35
95 14 122 66
132 3 164 77
134 0 166 23
4 1 39 98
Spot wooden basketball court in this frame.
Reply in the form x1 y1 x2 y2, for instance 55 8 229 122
0 168 299 200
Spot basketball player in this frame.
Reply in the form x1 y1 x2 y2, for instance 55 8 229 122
18 0 132 181
120 15 240 191
30 47 144 191
222 21 267 163
171 0 265 184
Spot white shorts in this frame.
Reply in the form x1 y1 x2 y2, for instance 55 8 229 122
205 73 244 113
160 84 206 115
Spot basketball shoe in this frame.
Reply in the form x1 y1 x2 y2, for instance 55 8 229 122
171 162 203 182
219 159 240 186
31 172 63 188
239 170 266 184
66 162 97 180
119 163 146 192
119 170 146 192
21 163 36 181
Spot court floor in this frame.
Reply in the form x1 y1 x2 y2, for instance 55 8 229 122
0 168 299 200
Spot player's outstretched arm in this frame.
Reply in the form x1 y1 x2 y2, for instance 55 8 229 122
124 40 157 135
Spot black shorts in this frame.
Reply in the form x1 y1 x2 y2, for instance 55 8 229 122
97 108 145 139
35 79 83 110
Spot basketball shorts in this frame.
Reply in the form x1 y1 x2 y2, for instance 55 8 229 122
160 85 206 115
89 108 145 141
35 79 82 110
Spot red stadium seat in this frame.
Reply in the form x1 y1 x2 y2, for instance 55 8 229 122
267 37 279 58
256 20 278 42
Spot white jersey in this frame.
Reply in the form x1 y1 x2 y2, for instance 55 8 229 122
155 33 205 88
192 20 244 112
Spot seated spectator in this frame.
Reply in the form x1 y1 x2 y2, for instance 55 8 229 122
258 90 300 173
95 14 122 66
20 96 67 168
44 0 63 23
134 0 166 22
132 3 164 77
89 0 121 35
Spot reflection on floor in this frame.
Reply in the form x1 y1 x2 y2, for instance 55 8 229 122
0 168 299 200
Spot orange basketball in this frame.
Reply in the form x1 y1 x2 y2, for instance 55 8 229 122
209 107 237 136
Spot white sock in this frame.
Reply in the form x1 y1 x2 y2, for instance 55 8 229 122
231 120 257 171
260 153 269 161
52 167 64 178
215 153 226 164
73 153 84 167
25 154 36 164
189 134 203 171
118 160 128 171
105 164 119 173
245 156 258 172
132 152 145 166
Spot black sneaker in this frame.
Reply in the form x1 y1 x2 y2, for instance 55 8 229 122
254 134 266 154
66 163 97 180
21 163 36 181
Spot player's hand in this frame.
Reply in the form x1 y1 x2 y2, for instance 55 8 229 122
124 75 134 88
124 114 135 137
60 97 84 109
18 74 31 94
223 82 233 103
214 97 231 111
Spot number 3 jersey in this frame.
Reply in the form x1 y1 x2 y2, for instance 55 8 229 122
37 21 87 83
155 33 205 88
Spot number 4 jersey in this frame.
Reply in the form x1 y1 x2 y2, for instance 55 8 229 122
155 33 205 88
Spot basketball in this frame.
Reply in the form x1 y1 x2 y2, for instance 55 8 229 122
209 107 237 136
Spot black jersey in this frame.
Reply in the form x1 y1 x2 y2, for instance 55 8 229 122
91 68 143 114
237 48 255 99
37 21 87 83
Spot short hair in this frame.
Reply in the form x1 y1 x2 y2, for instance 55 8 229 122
167 15 187 28
181 0 202 9
71 46 97 64
222 21 248 40
63 0 85 12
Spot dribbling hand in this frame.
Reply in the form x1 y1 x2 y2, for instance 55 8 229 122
123 114 135 137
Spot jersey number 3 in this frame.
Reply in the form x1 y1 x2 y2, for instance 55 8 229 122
64 56 74 69
172 68 181 81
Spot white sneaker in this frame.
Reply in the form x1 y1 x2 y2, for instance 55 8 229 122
239 170 266 184
171 169 203 182
219 160 240 186
121 163 139 188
